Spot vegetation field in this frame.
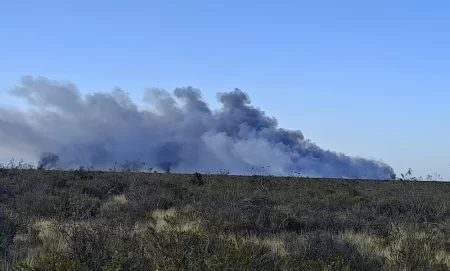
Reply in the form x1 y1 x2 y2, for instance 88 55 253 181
1 166 450 270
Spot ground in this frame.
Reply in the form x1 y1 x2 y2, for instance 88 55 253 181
1 168 450 270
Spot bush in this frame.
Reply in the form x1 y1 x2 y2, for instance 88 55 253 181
0 208 19 255
2 169 450 270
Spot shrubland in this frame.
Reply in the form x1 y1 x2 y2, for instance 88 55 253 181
1 163 450 270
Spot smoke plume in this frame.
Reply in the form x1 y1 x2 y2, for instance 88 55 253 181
0 76 394 179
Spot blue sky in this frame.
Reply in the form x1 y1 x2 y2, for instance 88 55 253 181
1 0 449 179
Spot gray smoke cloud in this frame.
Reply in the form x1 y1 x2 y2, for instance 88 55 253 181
0 76 395 179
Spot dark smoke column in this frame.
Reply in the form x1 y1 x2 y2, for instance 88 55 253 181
0 76 395 179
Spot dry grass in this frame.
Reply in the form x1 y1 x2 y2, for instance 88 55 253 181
341 226 450 269
339 230 385 258
110 194 128 204
2 169 450 270
151 207 177 232
235 234 288 256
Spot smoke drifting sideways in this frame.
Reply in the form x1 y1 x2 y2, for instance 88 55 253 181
0 76 395 179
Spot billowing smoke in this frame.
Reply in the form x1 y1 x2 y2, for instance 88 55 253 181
0 76 394 179
37 152 59 169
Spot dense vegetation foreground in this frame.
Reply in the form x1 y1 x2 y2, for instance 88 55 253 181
1 168 450 270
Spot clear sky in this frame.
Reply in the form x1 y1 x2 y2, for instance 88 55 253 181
1 0 449 179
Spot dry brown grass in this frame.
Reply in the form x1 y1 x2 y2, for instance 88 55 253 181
3 169 450 270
